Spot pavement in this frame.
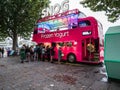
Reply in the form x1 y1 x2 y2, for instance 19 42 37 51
0 56 120 90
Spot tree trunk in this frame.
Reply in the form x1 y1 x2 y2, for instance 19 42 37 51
12 33 18 51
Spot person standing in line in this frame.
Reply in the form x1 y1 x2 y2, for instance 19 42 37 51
30 46 34 61
41 45 46 61
20 45 26 63
37 43 42 61
25 46 30 62
58 47 62 64
34 45 38 61
50 46 55 63
46 45 51 62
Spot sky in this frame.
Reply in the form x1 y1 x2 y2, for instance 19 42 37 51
50 0 120 34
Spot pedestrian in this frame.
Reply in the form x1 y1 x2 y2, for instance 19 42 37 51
50 46 55 63
20 45 26 63
41 45 46 61
1 48 4 58
25 46 30 62
7 48 11 57
58 47 62 64
30 46 34 61
37 43 42 61
0 48 1 58
46 45 51 61
34 45 38 61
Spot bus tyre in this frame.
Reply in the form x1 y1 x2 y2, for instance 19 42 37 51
67 54 76 63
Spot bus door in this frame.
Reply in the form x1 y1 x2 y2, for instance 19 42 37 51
82 38 96 61
84 38 100 61
94 38 100 61
82 39 87 60
86 38 94 61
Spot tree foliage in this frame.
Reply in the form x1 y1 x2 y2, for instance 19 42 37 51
80 0 120 22
0 0 50 50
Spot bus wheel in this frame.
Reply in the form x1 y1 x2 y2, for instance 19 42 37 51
67 54 76 63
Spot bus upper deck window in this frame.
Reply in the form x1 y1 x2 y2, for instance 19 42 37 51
79 20 91 27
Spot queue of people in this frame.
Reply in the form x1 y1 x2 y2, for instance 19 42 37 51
20 43 62 64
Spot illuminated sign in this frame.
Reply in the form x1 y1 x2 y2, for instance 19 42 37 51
42 0 69 17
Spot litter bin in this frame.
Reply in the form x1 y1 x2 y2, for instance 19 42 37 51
104 25 120 80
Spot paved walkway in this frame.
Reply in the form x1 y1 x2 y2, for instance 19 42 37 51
0 56 120 90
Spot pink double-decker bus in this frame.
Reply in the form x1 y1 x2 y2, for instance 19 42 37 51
32 9 104 64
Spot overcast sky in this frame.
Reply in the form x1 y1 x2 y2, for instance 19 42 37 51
50 0 120 34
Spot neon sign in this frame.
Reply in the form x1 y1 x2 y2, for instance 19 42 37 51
42 0 69 17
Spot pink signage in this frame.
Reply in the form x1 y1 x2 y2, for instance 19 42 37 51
32 28 86 43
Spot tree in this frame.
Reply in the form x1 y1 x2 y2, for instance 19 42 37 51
80 0 120 22
0 0 50 50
